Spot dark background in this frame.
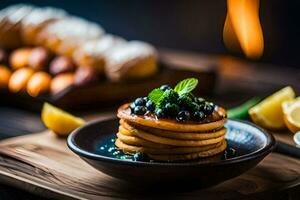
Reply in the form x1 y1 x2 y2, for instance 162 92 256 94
0 0 299 68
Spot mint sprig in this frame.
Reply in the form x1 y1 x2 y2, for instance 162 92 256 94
148 88 164 105
148 78 198 107
174 78 198 96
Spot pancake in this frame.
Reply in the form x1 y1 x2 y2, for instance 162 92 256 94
118 124 135 136
148 141 227 161
116 97 227 161
117 103 227 132
116 132 171 149
120 119 226 140
115 138 142 153
119 123 226 146
115 138 225 155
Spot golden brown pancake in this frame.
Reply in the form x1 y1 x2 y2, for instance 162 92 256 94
115 138 224 155
133 129 225 146
116 102 227 161
117 103 227 132
116 132 171 149
148 141 227 161
115 138 143 153
120 119 226 140
118 123 226 146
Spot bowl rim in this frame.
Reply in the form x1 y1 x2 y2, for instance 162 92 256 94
67 117 276 167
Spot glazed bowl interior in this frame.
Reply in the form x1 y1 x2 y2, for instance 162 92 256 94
225 120 269 157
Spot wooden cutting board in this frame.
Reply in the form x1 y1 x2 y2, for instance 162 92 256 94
0 130 299 200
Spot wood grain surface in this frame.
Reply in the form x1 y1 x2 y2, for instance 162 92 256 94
0 130 299 200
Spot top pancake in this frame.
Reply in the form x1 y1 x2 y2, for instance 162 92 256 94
117 103 227 132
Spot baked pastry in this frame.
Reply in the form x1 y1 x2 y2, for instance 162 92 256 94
74 66 99 86
73 34 126 73
37 16 105 56
104 41 157 82
49 56 76 75
115 78 227 161
9 47 32 70
8 67 34 93
28 47 53 71
50 73 74 94
0 4 159 87
27 71 51 97
0 4 33 48
21 6 68 46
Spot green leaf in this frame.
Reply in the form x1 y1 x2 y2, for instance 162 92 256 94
174 78 198 96
148 88 164 105
227 97 261 119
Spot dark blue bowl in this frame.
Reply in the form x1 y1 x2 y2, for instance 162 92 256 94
67 118 275 186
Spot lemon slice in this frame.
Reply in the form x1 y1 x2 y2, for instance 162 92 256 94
249 86 295 130
41 103 85 136
282 97 300 133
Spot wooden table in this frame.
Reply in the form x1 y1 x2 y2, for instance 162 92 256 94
0 50 300 199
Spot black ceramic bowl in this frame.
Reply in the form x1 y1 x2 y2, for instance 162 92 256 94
67 118 275 187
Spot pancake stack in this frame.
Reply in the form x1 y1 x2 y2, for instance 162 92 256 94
116 104 227 161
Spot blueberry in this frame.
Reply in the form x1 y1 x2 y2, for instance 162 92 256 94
227 148 236 156
224 148 236 159
146 100 155 111
156 108 165 118
143 97 149 102
199 103 205 110
203 102 215 115
192 111 205 121
129 103 136 113
176 110 190 122
134 97 146 106
160 84 172 91
134 106 147 115
165 103 180 117
200 102 215 115
133 152 146 161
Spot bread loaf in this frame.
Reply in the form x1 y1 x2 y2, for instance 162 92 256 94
73 34 126 74
0 4 33 48
37 17 105 56
21 7 68 45
104 41 157 81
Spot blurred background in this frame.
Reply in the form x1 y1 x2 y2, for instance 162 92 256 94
0 0 299 68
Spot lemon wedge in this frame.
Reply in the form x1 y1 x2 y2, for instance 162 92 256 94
41 103 85 136
282 97 300 133
249 86 295 130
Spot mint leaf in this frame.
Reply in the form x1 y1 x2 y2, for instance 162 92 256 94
174 78 198 96
148 88 164 105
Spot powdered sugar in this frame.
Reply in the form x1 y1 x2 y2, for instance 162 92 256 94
22 7 67 26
